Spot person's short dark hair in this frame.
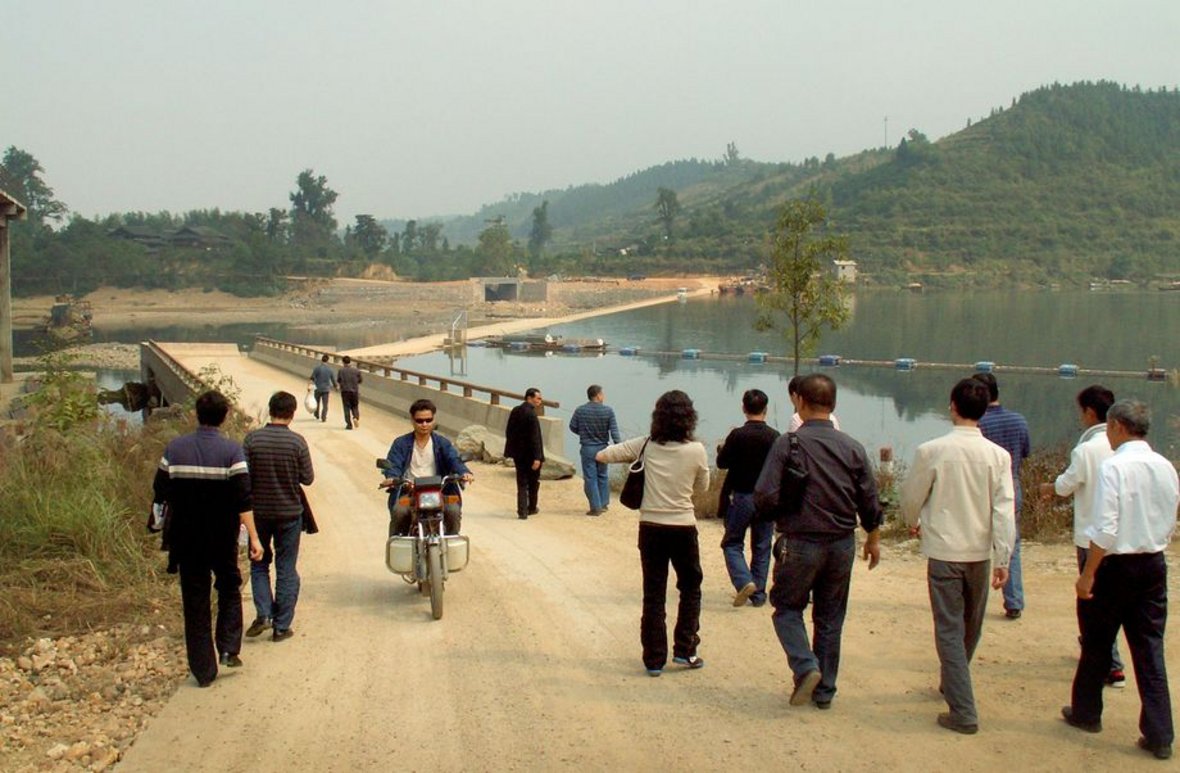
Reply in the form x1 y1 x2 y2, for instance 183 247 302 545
321 354 329 363
342 355 352 365
268 391 297 420
787 375 804 396
525 387 541 400
1076 384 1115 422
587 384 602 401
195 390 230 427
972 372 999 402
650 390 697 443
742 388 768 416
951 378 990 421
1107 399 1150 438
409 398 436 417
797 374 836 411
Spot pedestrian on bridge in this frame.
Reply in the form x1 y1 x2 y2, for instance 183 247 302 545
308 354 336 423
569 384 622 516
338 355 363 430
504 387 545 519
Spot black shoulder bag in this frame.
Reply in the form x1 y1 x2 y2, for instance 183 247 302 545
619 438 650 510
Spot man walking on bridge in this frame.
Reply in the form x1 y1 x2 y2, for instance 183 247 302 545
338 355 363 430
308 354 336 423
505 387 545 520
569 384 621 516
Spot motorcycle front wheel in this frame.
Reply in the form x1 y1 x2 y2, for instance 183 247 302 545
427 543 444 620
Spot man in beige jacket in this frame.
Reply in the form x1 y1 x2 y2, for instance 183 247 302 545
901 377 1016 735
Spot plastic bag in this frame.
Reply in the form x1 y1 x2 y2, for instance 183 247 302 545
304 384 317 414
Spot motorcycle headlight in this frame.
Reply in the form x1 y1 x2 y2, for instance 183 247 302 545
416 491 442 510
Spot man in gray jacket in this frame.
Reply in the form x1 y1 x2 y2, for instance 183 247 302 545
308 354 336 423
337 355 363 430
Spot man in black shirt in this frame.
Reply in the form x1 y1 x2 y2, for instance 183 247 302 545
716 389 779 607
754 374 882 710
504 387 545 519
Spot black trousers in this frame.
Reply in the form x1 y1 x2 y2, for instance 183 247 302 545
341 390 360 427
513 461 540 515
1071 551 1173 747
638 523 702 670
178 541 243 685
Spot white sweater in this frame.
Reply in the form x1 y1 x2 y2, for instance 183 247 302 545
600 436 709 527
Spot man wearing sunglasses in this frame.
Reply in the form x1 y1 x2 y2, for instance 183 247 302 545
383 398 474 537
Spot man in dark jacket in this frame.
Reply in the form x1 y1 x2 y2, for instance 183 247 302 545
337 355 363 430
152 390 262 687
308 354 336 422
384 398 473 536
243 391 314 643
754 374 881 711
504 387 545 519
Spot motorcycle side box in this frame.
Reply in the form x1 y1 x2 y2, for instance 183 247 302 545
386 536 417 574
443 535 470 573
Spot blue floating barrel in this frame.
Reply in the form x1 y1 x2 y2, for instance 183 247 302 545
682 348 701 360
974 361 995 373
561 344 582 353
748 351 768 363
509 341 529 351
819 354 842 367
895 357 917 371
1058 363 1079 378
619 346 639 357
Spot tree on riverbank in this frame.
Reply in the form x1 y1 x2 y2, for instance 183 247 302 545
756 197 850 374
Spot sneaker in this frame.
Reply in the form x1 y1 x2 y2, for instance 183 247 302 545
245 617 272 637
646 668 662 677
790 670 822 706
733 581 757 607
672 655 705 670
1104 670 1127 688
272 628 295 642
585 509 602 516
1138 737 1173 760
937 712 978 735
1061 706 1101 733
1005 609 1022 620
218 653 242 668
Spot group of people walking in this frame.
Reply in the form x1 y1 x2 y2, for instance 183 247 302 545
153 364 1176 760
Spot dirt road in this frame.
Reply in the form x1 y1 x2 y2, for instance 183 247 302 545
117 353 1178 771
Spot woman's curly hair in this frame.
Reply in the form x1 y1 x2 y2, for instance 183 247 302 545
649 390 697 443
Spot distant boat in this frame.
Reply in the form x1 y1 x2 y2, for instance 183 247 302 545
904 282 924 292
479 334 607 353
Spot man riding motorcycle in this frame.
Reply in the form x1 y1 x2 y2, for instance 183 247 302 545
383 398 473 537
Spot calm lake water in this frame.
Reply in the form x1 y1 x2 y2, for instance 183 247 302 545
20 290 1178 462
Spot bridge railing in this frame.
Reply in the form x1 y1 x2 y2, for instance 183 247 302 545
254 336 560 412
142 339 206 405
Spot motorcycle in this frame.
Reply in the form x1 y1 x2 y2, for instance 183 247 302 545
376 459 470 620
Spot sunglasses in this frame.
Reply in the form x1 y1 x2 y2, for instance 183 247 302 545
413 417 434 424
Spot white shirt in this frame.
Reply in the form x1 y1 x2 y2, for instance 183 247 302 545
409 437 436 479
1084 439 1179 554
1054 423 1114 548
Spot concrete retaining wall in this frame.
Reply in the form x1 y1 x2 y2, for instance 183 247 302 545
250 341 569 463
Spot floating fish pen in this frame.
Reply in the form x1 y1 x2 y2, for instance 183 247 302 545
478 334 608 354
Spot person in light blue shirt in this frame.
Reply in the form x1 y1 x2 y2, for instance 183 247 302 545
569 384 622 516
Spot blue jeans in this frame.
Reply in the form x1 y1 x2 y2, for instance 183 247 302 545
251 517 302 631
1003 534 1024 612
770 534 855 703
579 444 610 511
720 492 774 604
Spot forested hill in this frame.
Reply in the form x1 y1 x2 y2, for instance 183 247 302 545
408 81 1180 283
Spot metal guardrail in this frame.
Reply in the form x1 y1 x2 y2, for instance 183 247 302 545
253 337 561 412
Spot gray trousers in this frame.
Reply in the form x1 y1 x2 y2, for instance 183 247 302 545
928 558 991 725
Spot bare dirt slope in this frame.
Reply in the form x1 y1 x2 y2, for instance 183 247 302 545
117 353 1178 772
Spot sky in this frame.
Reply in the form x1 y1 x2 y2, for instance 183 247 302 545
3 1 1178 226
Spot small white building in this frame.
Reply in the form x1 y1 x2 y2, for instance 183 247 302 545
832 260 858 283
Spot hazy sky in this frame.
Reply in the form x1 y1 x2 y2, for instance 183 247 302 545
3 1 1178 225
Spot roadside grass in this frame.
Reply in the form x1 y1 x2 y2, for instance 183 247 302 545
0 358 253 651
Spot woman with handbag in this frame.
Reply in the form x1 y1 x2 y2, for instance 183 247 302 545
597 390 710 677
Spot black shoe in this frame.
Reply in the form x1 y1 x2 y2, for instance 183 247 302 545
272 628 295 642
1061 706 1101 733
672 655 705 670
585 509 602 516
528 508 539 515
246 617 272 637
813 698 832 710
1005 608 1022 619
937 712 978 734
218 653 242 668
518 514 528 520
196 675 215 688
1138 737 1173 760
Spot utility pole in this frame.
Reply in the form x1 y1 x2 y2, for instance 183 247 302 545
0 189 29 383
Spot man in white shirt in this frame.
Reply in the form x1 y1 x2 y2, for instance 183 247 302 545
1061 400 1178 761
900 377 1016 735
1038 385 1123 686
